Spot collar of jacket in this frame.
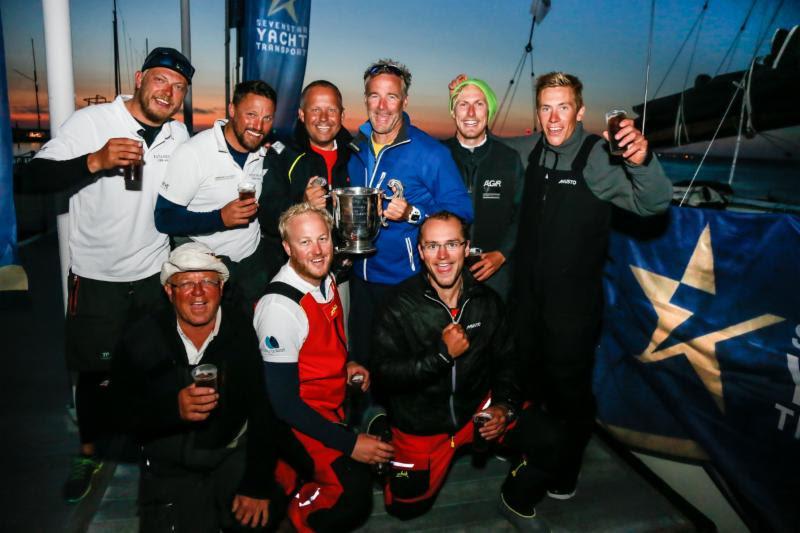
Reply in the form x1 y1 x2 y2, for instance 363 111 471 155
154 302 239 367
418 267 485 305
349 112 411 153
446 133 494 160
542 121 586 155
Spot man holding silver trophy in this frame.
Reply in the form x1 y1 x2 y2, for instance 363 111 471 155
342 59 474 411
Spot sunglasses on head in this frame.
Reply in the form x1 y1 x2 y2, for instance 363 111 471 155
366 64 405 79
145 51 195 82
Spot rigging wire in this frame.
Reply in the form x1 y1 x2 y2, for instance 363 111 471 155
674 0 709 146
654 0 709 99
529 52 537 133
680 0 786 203
492 15 537 135
118 2 132 93
728 0 785 184
678 82 741 206
641 0 656 135
492 49 527 134
714 0 758 76
497 65 524 136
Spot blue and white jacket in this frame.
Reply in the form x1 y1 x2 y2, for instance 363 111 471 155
347 114 474 285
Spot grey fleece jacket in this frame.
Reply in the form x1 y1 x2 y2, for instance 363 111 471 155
531 122 673 216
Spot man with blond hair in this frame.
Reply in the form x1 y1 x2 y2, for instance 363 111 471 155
254 204 393 531
514 71 672 500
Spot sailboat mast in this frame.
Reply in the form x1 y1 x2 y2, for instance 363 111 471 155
30 38 41 130
112 0 121 95
180 0 193 134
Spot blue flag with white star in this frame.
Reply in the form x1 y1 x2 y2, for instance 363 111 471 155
595 206 800 531
240 0 311 138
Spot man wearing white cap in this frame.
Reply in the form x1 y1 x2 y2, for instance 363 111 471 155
113 242 284 531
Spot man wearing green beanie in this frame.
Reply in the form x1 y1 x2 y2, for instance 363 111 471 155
443 75 524 301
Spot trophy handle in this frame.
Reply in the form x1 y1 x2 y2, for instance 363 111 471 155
310 176 331 199
380 179 405 227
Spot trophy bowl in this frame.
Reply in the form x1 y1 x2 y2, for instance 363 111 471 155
331 187 383 254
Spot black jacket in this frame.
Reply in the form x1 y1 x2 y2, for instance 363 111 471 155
286 121 353 202
443 136 524 258
112 304 278 498
371 271 521 435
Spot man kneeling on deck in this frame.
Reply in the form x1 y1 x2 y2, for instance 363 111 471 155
112 242 284 531
371 211 566 531
253 204 394 532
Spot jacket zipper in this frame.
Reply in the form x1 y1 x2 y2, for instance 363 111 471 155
368 138 411 188
405 237 415 272
424 293 471 430
362 137 412 283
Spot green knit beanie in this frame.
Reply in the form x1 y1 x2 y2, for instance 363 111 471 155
449 78 498 123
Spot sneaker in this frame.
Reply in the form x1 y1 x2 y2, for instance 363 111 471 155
63 455 103 503
498 493 550 532
546 474 579 500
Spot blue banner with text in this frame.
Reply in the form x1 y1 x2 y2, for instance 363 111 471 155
241 0 311 138
0 11 19 269
595 206 800 531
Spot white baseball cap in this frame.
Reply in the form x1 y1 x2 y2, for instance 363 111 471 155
160 242 230 285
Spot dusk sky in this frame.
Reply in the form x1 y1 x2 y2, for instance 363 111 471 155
2 0 799 138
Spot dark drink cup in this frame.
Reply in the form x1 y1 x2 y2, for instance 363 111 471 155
348 373 364 395
473 411 493 453
238 181 257 201
466 247 483 268
238 181 257 222
605 110 627 156
192 364 218 391
124 161 144 191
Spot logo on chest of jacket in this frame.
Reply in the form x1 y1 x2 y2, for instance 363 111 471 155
482 179 502 199
558 178 577 186
465 322 481 330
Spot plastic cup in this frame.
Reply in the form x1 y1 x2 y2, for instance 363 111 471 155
472 411 493 453
238 181 257 201
466 247 483 268
192 364 218 391
348 373 365 394
605 110 627 156
123 160 144 191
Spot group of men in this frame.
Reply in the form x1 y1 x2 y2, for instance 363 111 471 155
27 46 671 532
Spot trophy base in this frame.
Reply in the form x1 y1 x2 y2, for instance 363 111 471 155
336 241 377 255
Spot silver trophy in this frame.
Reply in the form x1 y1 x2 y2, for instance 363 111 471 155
331 179 404 254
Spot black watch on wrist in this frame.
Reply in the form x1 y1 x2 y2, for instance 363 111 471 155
407 205 421 223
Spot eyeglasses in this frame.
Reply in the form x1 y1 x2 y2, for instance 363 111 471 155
365 64 405 79
169 279 221 292
421 240 466 253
